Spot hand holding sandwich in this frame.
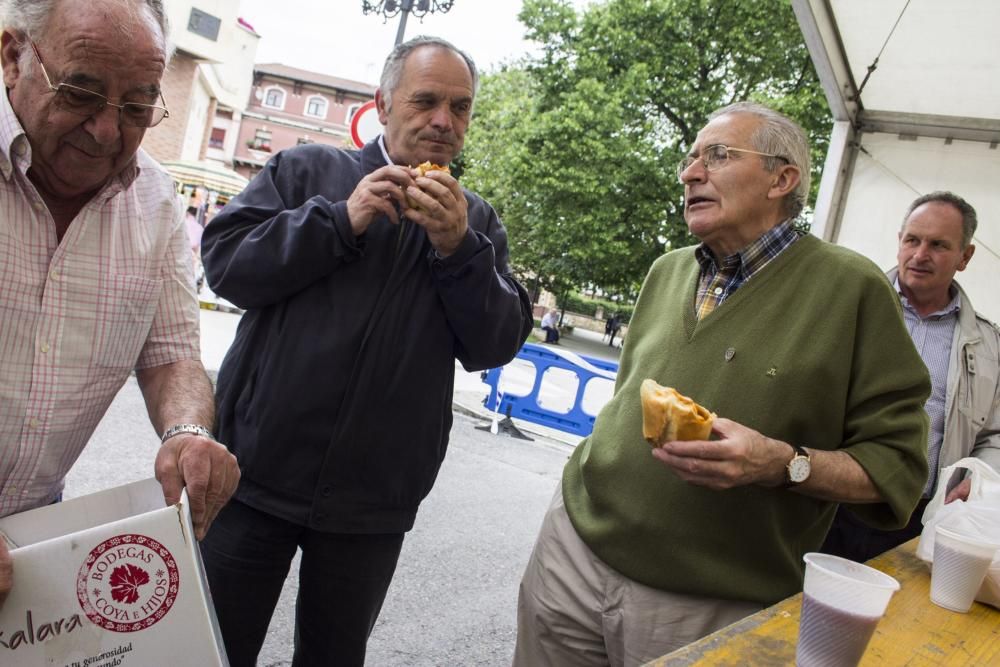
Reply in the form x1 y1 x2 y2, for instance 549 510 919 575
650 417 791 490
640 380 883 501
402 162 469 257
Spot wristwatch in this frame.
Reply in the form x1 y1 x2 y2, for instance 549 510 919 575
785 445 811 486
160 423 214 444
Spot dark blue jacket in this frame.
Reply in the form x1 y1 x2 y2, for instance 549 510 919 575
201 141 532 533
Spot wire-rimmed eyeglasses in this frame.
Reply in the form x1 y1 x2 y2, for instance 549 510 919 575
28 41 170 129
677 144 788 181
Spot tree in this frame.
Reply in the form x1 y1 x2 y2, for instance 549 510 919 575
461 0 830 300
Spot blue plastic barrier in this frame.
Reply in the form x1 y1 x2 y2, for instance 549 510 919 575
481 343 619 437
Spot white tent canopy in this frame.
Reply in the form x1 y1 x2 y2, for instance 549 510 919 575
793 0 1000 322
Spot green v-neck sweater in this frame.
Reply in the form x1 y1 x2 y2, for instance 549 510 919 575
562 235 931 605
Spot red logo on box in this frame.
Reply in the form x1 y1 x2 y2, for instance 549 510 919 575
76 534 180 632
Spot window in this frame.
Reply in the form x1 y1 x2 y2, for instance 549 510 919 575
208 127 225 150
305 95 328 119
248 128 272 152
297 136 313 145
263 86 285 109
346 103 361 123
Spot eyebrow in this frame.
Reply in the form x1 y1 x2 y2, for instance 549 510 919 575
61 72 161 99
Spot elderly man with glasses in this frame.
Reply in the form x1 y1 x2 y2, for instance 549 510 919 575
0 0 239 609
512 102 931 666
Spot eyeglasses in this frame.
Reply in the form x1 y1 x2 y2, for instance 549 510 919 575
677 144 788 181
28 41 170 128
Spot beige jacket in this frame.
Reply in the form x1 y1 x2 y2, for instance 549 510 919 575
890 269 1000 476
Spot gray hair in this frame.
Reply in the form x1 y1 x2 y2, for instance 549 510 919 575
709 101 812 219
903 191 978 248
379 35 478 110
2 0 170 61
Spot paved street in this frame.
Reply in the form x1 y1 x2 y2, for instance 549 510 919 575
64 308 605 665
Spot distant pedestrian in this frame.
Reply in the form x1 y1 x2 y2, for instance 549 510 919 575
541 309 560 343
607 314 622 347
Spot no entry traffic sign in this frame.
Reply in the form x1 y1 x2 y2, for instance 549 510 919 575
350 100 381 149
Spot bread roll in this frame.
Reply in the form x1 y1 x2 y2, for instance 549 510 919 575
406 161 451 211
640 379 715 445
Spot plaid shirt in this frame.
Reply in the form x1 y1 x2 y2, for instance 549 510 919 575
0 92 200 517
694 220 801 319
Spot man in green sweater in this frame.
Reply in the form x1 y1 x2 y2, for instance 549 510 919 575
512 102 931 666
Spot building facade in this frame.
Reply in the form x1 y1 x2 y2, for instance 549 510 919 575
233 64 378 179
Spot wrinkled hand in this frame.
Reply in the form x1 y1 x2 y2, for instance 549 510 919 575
650 417 786 490
346 165 414 236
944 478 972 504
0 539 11 610
402 166 468 257
156 435 240 540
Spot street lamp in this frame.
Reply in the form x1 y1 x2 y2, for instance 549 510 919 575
361 0 455 46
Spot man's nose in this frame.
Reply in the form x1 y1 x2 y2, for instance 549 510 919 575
85 104 124 144
912 242 932 261
681 160 707 184
429 104 453 130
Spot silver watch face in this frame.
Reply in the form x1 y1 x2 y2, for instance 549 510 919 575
788 456 811 483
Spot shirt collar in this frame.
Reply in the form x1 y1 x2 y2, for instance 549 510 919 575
894 277 961 319
0 89 30 180
377 134 393 166
695 219 800 276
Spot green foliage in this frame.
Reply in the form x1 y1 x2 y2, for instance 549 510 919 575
559 292 634 323
462 0 830 298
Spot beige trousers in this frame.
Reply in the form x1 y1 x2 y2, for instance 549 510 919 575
512 486 761 667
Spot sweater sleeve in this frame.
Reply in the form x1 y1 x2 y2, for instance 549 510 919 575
201 148 364 309
430 196 533 371
839 269 932 529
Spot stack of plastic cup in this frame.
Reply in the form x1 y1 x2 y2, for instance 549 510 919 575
930 525 1000 613
796 553 900 667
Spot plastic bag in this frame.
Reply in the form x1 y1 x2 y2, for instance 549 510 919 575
917 457 1000 608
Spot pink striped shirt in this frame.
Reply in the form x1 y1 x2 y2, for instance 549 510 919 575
0 93 200 517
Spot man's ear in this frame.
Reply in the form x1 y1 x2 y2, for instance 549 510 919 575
957 243 975 272
374 88 389 126
767 164 801 202
1 31 25 89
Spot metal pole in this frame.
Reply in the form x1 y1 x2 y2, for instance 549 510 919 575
394 0 413 45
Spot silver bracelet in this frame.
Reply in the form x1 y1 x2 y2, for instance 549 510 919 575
160 423 214 444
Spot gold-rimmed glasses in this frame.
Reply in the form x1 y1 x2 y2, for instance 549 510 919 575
28 41 169 128
677 144 788 181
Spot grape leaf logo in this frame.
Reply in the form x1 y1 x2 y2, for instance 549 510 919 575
78 534 180 632
110 563 151 604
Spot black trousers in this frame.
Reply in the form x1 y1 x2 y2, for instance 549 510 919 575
200 498 405 667
821 497 930 563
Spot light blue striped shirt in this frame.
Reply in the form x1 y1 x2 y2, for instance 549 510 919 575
896 279 960 496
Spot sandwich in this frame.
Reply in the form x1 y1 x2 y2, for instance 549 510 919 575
640 379 715 445
406 161 451 211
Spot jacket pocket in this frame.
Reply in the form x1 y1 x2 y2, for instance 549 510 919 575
96 275 161 368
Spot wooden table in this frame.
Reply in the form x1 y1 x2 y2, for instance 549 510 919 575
646 539 1000 666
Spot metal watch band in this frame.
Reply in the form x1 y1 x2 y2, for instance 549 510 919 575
160 423 214 444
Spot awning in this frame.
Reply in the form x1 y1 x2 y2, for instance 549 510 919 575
161 159 249 197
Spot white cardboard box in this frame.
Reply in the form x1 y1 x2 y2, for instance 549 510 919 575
0 478 228 666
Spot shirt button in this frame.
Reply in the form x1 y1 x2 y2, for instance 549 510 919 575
713 287 723 295
321 486 332 497
28 418 39 429
13 142 25 156
50 269 60 281
40 342 50 353
6 486 16 496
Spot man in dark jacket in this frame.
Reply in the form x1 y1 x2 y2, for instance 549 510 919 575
199 35 532 666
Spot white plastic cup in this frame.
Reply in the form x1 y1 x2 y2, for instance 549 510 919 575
930 525 1000 613
796 553 900 667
